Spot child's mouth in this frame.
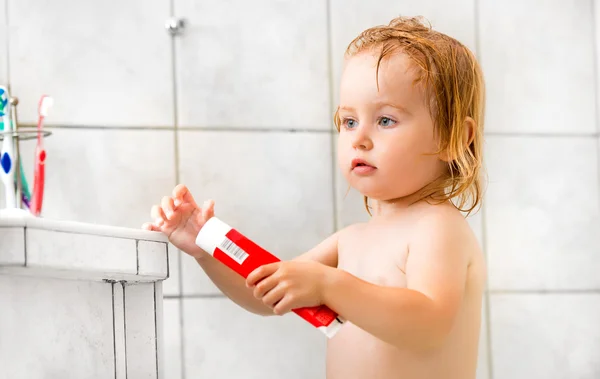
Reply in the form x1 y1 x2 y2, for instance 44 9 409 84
351 159 377 174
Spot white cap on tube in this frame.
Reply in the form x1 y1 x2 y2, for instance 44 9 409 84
318 318 344 338
195 217 232 256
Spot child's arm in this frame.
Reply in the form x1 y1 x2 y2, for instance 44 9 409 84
196 228 341 316
323 214 470 349
144 184 341 317
247 213 471 349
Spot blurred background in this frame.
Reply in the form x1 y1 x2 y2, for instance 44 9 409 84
1 0 599 378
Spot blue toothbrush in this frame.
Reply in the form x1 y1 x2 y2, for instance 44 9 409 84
0 117 31 208
0 86 16 208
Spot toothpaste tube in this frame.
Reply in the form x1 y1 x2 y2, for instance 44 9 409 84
195 216 345 338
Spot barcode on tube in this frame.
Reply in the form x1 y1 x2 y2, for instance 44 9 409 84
219 237 249 264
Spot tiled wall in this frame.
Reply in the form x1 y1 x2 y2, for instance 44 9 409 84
1 0 599 378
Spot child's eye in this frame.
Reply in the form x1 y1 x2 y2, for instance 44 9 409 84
343 118 358 129
378 117 396 127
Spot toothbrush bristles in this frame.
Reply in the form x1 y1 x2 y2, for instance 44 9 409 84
39 96 54 117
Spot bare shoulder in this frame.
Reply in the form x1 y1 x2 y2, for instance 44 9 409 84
410 202 483 266
404 202 486 312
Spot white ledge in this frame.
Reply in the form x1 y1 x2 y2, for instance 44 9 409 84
0 212 169 283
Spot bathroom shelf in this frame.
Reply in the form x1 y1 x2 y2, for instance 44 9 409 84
0 214 169 378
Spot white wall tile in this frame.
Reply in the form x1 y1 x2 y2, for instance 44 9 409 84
467 208 484 250
162 299 182 379
0 275 115 378
484 136 600 290
124 283 159 378
16 129 175 228
7 0 173 127
329 0 476 103
479 0 596 134
490 293 600 379
174 0 330 129
183 297 326 379
162 243 181 297
0 0 7 86
178 130 335 295
181 251 219 295
336 181 371 228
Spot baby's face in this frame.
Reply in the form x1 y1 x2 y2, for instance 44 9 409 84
337 51 446 202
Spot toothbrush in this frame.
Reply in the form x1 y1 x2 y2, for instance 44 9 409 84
0 86 16 208
0 115 31 208
30 95 53 216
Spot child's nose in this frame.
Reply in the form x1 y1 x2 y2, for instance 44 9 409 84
351 127 373 151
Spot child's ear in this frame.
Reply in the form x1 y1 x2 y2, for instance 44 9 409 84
439 117 476 162
463 116 476 147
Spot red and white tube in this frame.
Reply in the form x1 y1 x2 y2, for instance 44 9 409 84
195 216 345 338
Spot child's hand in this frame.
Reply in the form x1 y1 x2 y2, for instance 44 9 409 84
245 261 331 315
142 184 215 258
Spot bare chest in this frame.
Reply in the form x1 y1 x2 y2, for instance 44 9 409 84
337 228 409 288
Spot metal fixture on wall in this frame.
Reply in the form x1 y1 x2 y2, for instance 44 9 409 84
165 18 186 36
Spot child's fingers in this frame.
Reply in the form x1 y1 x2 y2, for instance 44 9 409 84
161 196 175 219
150 205 166 226
252 275 278 299
201 199 215 220
260 283 286 308
246 263 280 287
141 222 159 231
173 184 198 208
272 294 295 315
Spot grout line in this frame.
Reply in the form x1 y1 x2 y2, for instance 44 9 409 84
135 240 139 275
480 197 494 379
473 0 481 60
5 0 9 85
489 289 600 295
19 124 176 131
591 0 600 279
163 293 226 299
165 242 170 281
122 282 128 379
112 283 117 379
19 123 332 133
592 0 600 136
168 0 186 376
474 0 494 376
24 122 600 138
154 283 159 379
325 0 339 232
485 131 598 138
177 126 330 133
23 227 27 267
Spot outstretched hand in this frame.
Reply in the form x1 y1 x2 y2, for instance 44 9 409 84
142 184 215 258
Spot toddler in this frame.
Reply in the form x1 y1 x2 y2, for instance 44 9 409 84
144 16 486 379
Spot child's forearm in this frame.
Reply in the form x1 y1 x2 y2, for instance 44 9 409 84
324 269 454 350
194 254 274 316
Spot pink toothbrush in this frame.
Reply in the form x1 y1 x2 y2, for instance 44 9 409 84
30 95 52 216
